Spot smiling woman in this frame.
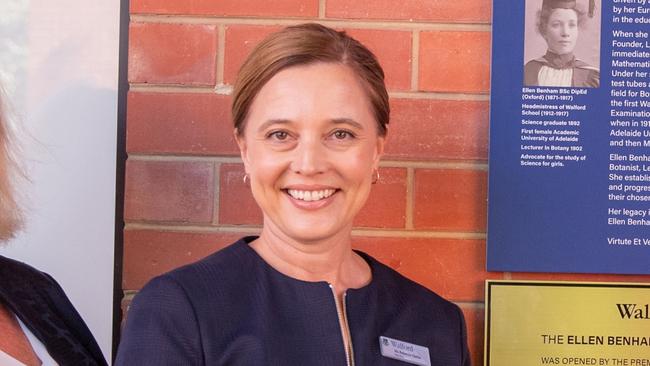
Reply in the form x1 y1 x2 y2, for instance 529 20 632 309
116 23 471 366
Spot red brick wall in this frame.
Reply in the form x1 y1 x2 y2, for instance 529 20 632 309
122 1 650 364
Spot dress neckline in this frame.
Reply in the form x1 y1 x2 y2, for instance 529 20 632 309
544 50 576 69
237 236 376 293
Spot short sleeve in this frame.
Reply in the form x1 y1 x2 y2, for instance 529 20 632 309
115 276 203 366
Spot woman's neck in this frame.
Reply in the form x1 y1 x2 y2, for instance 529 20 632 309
251 224 371 295
545 50 575 68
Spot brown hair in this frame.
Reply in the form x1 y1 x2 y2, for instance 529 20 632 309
232 23 389 136
0 87 24 242
537 6 587 36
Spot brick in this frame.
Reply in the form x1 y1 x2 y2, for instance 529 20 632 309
131 0 319 17
123 229 246 290
354 168 407 228
326 0 491 23
129 22 217 85
353 237 491 301
419 31 491 93
124 160 215 223
127 92 237 155
414 169 487 232
224 25 282 85
461 306 485 366
219 164 263 225
386 98 489 161
345 29 412 91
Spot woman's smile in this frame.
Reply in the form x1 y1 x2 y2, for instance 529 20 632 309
285 188 337 202
282 187 340 212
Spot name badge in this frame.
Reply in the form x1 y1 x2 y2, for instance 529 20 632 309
379 336 431 366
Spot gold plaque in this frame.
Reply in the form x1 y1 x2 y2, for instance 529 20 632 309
486 281 650 366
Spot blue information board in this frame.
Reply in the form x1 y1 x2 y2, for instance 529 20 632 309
487 0 650 274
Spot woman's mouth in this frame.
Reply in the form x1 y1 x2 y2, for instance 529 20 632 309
286 189 336 202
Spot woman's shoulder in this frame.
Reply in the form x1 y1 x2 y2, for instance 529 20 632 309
575 60 600 74
573 60 600 87
525 56 549 69
574 59 599 72
0 255 61 315
0 255 58 293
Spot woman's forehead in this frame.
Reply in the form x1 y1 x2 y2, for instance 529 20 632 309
252 64 371 112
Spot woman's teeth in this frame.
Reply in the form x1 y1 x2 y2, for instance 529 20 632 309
287 189 336 201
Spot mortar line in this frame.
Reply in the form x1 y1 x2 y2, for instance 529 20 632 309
379 160 488 170
128 154 488 170
319 0 326 18
216 25 226 85
122 291 138 299
352 229 486 239
130 15 492 31
124 222 486 239
390 91 490 101
212 162 221 225
129 83 490 100
411 30 420 92
405 167 415 229
455 301 485 309
129 84 217 93
128 155 242 163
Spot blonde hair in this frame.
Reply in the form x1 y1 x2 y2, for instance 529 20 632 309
0 86 24 241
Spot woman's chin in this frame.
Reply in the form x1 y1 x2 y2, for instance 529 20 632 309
549 46 575 55
266 215 350 244
281 228 342 244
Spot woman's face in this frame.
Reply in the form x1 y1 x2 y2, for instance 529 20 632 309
543 8 579 55
236 62 385 244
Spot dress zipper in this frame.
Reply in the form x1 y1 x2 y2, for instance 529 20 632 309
330 284 355 366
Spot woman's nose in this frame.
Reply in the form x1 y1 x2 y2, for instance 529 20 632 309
561 25 570 36
291 138 327 175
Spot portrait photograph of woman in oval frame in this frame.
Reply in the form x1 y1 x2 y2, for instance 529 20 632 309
524 0 601 88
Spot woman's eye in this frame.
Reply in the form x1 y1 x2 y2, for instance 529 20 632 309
332 130 354 140
268 131 289 140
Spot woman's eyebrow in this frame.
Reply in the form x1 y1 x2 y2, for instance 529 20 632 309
257 119 292 132
330 118 364 130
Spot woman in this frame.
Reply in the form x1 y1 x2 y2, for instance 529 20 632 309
116 23 470 366
0 87 107 365
524 0 599 87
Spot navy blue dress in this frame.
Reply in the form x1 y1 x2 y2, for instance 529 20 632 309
116 237 471 365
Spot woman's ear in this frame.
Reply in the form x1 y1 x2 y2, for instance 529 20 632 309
373 134 386 170
234 128 250 172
